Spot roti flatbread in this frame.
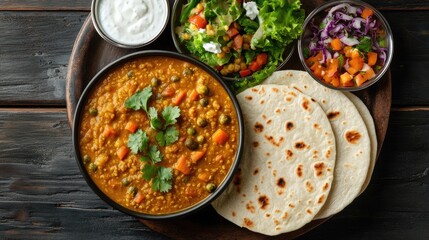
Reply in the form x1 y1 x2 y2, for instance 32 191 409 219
344 92 377 193
264 70 371 219
212 85 336 235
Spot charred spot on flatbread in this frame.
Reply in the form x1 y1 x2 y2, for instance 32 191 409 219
345 130 362 144
277 178 286 188
293 86 303 93
306 209 312 215
275 108 281 114
243 218 254 228
289 203 295 208
305 181 314 193
258 195 269 210
318 194 325 204
286 121 295 131
302 98 310 111
253 168 259 175
282 212 288 220
232 211 236 217
264 135 284 147
272 87 279 93
286 150 294 160
252 141 259 148
266 119 272 125
295 141 307 150
245 96 253 101
327 111 340 120
296 164 304 177
323 182 330 191
233 168 242 192
246 201 256 213
254 122 264 133
314 162 326 177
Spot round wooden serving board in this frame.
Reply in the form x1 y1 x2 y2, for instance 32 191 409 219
66 2 391 239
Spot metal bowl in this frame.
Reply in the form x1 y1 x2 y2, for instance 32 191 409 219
298 0 393 91
72 50 244 219
91 0 170 48
170 0 295 82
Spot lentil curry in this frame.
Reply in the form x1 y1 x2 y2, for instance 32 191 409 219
78 56 239 214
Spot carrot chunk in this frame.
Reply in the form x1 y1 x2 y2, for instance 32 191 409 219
367 52 378 66
212 129 229 145
117 146 130 160
191 150 206 163
125 121 138 133
361 8 374 19
172 90 187 105
175 155 191 175
102 126 116 137
197 172 210 182
189 89 199 101
330 38 343 51
133 192 145 204
161 86 175 98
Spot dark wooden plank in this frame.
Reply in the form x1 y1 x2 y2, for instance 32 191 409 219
0 0 428 11
0 109 168 240
0 0 91 11
0 11 87 106
1 108 429 239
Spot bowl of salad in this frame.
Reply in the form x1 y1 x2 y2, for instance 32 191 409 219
298 0 393 91
172 0 305 91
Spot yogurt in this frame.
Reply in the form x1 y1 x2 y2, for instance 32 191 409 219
96 0 168 46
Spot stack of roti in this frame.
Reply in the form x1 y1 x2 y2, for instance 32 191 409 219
212 70 377 236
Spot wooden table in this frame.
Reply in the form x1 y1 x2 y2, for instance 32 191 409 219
1 1 428 239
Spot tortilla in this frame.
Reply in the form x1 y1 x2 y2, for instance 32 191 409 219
264 70 371 219
212 85 336 235
344 92 377 193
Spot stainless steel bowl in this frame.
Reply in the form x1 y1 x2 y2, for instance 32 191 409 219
91 0 170 48
298 0 393 91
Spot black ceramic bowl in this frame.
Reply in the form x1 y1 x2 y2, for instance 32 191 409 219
170 0 295 82
72 50 244 220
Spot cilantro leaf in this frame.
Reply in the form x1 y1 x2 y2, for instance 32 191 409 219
152 167 173 192
127 129 149 154
147 145 163 164
156 126 179 147
148 107 163 130
142 164 157 181
125 86 152 111
162 106 181 127
356 37 372 53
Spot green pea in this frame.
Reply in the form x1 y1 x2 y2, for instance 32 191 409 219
199 98 209 107
197 117 208 128
196 85 209 95
171 75 180 82
219 114 231 125
89 163 98 172
127 70 134 78
89 108 98 116
183 68 194 76
187 127 196 136
151 77 160 87
127 186 138 197
185 138 199 150
205 183 217 193
122 178 130 186
82 155 91 165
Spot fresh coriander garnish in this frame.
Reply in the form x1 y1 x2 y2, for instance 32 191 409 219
125 86 152 111
152 167 173 192
156 126 180 147
127 129 149 154
140 146 172 192
148 107 163 130
162 106 181 127
356 37 372 53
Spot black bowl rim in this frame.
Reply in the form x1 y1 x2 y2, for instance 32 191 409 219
72 50 244 220
170 0 296 82
91 0 170 49
297 0 394 91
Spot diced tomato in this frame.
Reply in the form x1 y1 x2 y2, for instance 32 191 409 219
226 28 239 38
233 35 243 50
256 53 269 66
249 61 261 72
239 69 252 77
189 15 207 29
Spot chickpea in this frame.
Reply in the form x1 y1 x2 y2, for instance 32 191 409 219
234 58 241 64
220 68 228 76
217 52 226 59
222 46 230 53
223 35 230 42
227 64 235 72
234 64 241 72
243 43 250 50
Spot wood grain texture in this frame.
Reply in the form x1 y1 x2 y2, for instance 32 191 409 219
0 11 87 106
0 109 428 239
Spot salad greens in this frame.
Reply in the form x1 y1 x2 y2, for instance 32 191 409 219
177 0 304 93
